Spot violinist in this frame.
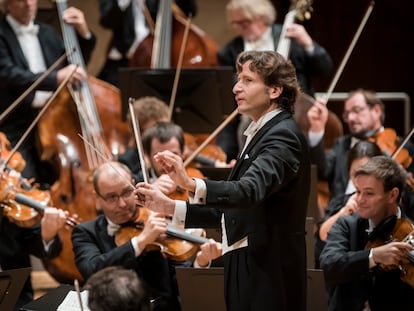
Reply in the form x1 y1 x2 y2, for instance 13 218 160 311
308 88 414 202
0 169 67 309
140 121 205 196
0 0 95 186
98 0 197 86
118 96 170 181
320 156 414 310
71 161 217 311
216 0 333 160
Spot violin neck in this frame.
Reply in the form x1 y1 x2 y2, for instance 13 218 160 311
166 225 209 244
14 193 45 213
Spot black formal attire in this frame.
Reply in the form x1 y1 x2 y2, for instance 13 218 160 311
0 214 62 310
179 111 310 311
218 24 332 96
320 213 414 310
216 24 333 160
310 134 414 199
0 16 96 185
71 214 182 311
98 0 197 86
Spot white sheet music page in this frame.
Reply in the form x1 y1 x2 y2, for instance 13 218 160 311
57 290 90 311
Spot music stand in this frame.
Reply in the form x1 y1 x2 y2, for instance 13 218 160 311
0 267 31 311
175 267 226 311
118 68 236 134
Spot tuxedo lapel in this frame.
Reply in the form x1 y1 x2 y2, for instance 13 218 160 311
228 111 291 180
1 19 29 68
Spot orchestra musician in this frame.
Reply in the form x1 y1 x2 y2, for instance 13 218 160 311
97 0 197 86
308 88 414 203
320 156 414 310
0 164 67 309
0 0 96 187
71 161 220 311
118 96 170 181
136 50 310 311
216 0 333 160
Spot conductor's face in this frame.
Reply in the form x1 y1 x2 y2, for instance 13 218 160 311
233 61 281 122
6 0 37 25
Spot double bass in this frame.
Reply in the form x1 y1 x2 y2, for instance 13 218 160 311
130 0 218 68
37 0 130 283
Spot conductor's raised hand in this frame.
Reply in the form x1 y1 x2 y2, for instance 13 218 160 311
154 150 194 191
135 182 175 216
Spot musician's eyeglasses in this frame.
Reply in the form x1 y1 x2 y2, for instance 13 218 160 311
98 188 135 204
230 19 253 28
342 106 369 122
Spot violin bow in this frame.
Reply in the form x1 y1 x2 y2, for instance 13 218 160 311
77 133 136 189
183 109 239 167
0 50 73 124
168 13 193 121
322 1 375 102
0 65 78 173
128 98 150 184
392 126 414 160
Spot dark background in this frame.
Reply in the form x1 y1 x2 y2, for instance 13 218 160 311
273 0 413 137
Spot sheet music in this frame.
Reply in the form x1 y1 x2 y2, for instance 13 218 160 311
57 290 90 311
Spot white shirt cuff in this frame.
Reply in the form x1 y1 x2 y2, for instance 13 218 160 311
305 44 315 55
308 130 324 147
189 178 207 205
193 258 211 268
171 200 187 227
117 0 131 10
131 237 143 257
368 248 377 268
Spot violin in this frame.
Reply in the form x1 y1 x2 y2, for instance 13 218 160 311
367 128 412 169
0 132 26 173
365 217 414 288
0 171 79 228
114 207 208 262
183 132 227 168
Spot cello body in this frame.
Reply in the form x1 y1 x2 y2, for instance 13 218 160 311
38 77 130 283
129 2 218 68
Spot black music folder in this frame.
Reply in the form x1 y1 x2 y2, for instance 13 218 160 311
175 267 226 311
0 267 31 311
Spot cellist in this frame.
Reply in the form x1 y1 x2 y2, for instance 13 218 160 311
97 0 197 86
0 0 95 187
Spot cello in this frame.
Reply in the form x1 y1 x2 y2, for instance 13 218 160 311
37 0 130 283
129 0 218 68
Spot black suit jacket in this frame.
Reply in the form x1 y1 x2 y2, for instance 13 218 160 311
217 24 333 96
320 213 414 310
99 0 197 56
0 217 62 308
0 17 96 139
71 214 179 302
184 111 311 311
